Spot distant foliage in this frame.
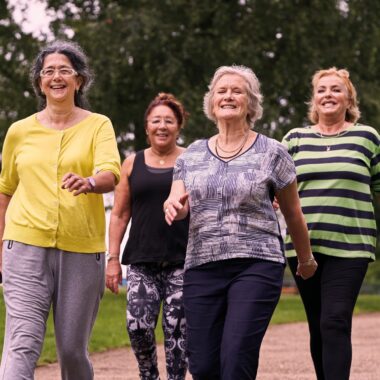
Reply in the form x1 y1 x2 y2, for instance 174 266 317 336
0 3 40 142
2 1 379 152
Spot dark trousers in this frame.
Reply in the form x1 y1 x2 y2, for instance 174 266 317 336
288 254 369 380
183 258 284 380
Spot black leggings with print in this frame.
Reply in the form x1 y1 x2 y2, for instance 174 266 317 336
126 263 187 380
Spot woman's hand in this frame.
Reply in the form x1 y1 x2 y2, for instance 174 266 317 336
296 255 318 280
62 172 92 195
164 193 189 225
272 196 279 211
106 259 122 294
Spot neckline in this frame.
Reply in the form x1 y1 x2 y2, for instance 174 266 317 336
207 134 259 163
310 123 354 138
215 130 250 159
143 149 177 169
145 164 173 173
34 112 93 132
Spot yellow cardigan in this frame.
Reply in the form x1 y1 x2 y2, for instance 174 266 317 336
0 113 120 253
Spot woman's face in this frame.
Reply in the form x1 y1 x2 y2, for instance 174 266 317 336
39 53 82 105
313 74 350 120
212 74 248 124
146 105 179 149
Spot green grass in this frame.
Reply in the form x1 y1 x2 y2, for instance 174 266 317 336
271 293 380 324
0 288 379 365
364 260 380 290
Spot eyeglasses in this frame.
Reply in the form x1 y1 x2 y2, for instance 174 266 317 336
148 118 177 126
40 67 78 78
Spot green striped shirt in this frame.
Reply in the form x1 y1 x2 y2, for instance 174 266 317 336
282 124 380 260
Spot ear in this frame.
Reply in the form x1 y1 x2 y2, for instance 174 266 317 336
76 76 84 91
38 78 44 95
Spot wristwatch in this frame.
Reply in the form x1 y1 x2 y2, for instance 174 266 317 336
106 253 119 262
87 176 96 192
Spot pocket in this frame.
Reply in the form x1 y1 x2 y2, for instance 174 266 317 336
94 252 105 264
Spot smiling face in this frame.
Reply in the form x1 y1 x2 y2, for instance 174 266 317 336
212 74 249 124
39 53 82 105
145 105 179 149
313 74 350 121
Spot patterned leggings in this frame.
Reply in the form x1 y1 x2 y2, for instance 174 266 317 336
126 263 187 380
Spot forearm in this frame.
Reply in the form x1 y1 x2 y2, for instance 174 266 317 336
108 212 130 256
92 171 117 194
278 181 317 279
0 193 11 238
284 212 312 262
0 193 11 268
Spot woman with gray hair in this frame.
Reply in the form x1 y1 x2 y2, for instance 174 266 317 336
164 65 317 379
0 40 120 379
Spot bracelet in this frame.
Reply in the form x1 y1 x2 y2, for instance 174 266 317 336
108 256 119 262
298 256 315 266
86 177 96 192
106 253 119 262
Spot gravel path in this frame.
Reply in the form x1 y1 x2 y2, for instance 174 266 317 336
35 312 380 380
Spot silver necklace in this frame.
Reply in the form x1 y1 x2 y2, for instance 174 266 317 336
315 128 347 151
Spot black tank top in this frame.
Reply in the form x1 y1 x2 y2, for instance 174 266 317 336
122 150 189 265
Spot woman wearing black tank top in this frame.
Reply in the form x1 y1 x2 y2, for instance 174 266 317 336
106 93 189 380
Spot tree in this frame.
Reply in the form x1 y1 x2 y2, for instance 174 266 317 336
2 0 380 154
42 0 380 154
0 1 39 142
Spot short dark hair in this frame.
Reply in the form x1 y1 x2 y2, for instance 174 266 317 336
144 93 189 146
144 92 189 129
30 40 94 110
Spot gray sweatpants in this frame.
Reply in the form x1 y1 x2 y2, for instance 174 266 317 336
0 240 105 380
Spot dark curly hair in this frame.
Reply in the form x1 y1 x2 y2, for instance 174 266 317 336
30 40 94 110
144 92 189 130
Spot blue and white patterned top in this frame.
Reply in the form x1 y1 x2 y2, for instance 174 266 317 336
173 134 296 270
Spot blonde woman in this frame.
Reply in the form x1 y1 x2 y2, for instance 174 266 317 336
282 67 380 380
